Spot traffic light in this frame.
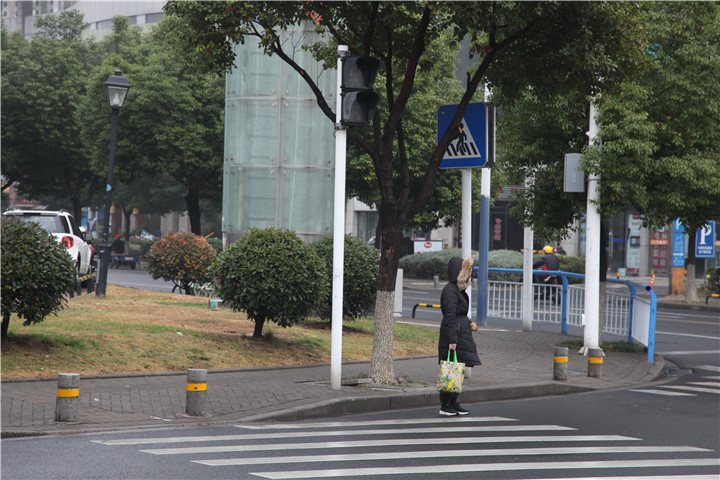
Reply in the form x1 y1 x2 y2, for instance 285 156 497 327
341 55 381 126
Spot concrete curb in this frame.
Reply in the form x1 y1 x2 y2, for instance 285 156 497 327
233 382 595 423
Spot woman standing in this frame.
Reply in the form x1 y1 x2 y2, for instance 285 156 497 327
438 256 481 416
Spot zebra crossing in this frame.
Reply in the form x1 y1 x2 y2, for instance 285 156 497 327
94 415 719 479
630 365 720 397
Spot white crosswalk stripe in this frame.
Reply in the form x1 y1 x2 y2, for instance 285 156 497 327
139 435 635 455
95 416 719 479
254 459 720 479
96 423 573 446
656 384 720 394
193 446 709 466
695 365 720 372
628 388 695 396
631 366 720 397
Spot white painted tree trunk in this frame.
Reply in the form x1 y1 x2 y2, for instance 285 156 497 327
371 290 396 383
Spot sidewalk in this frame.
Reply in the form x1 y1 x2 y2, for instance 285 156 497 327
1 326 666 438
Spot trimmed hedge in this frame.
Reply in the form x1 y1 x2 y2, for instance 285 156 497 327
1 218 76 338
399 248 475 280
399 248 585 283
146 232 216 295
211 228 327 337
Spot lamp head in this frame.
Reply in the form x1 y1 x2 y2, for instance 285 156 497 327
104 70 131 110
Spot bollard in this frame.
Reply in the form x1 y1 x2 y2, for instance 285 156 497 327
587 348 604 378
553 347 568 381
186 368 207 416
433 275 439 288
55 373 80 422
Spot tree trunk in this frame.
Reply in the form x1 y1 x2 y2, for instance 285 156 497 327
185 188 202 235
371 290 396 383
685 228 699 303
1 312 9 339
370 223 404 384
122 205 133 241
253 314 266 338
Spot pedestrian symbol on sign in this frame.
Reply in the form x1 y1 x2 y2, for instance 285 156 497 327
445 118 479 159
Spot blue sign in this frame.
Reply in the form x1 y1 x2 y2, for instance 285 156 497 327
696 221 716 258
437 102 489 169
671 218 685 267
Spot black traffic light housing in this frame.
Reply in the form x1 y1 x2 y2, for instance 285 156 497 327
341 55 381 126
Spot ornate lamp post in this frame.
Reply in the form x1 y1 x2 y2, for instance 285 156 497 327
96 70 130 298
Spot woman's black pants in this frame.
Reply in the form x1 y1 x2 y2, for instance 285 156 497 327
439 391 458 406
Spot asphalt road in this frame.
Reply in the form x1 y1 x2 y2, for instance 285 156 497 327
3 367 718 479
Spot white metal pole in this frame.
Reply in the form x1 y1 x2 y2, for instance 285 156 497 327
462 168 472 317
476 91 493 327
522 178 534 331
477 166 491 325
583 101 601 351
331 45 348 390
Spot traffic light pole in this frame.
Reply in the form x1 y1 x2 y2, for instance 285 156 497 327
582 100 602 354
330 45 349 390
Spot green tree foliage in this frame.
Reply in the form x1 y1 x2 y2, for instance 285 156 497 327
78 16 225 235
498 2 720 301
311 236 380 321
146 232 216 295
1 11 102 220
1 219 76 339
211 228 327 337
165 0 646 383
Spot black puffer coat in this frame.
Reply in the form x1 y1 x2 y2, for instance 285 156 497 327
438 257 481 367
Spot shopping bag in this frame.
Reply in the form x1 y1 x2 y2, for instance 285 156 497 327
437 350 465 393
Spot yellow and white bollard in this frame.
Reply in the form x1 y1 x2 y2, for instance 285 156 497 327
587 348 605 378
553 347 569 381
186 368 207 416
55 373 80 422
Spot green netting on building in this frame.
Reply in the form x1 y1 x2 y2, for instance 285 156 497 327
223 24 336 243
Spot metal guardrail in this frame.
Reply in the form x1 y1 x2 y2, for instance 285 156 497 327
485 268 657 362
411 303 440 318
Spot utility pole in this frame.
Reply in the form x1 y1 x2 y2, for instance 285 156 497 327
582 101 602 353
330 45 349 390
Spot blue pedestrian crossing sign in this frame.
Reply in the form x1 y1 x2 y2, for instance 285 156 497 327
437 102 494 169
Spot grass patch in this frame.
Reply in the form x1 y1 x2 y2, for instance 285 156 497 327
557 339 646 353
1 285 437 378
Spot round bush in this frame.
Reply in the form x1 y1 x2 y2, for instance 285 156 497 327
146 232 216 295
211 228 327 337
1 218 76 338
311 235 380 321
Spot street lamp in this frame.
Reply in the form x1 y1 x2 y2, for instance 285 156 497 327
96 70 130 298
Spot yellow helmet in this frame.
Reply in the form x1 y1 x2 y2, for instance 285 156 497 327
543 245 555 254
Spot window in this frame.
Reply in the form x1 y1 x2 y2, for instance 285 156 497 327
15 215 67 234
145 12 164 23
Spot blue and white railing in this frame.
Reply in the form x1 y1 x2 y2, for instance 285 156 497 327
483 268 657 362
